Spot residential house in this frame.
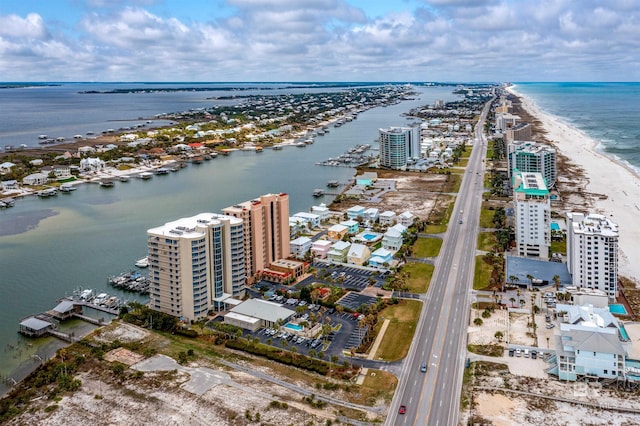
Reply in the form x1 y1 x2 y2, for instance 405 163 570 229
368 248 394 269
311 203 330 222
1 180 18 191
22 173 48 186
347 243 371 266
293 212 321 229
310 240 333 259
340 219 360 235
289 216 308 237
382 227 404 252
290 236 312 259
79 157 105 171
363 208 380 224
346 205 365 220
397 211 416 227
327 224 348 241
379 211 397 226
41 164 71 180
328 241 351 263
0 162 16 174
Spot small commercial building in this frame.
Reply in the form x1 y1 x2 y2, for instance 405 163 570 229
224 299 294 331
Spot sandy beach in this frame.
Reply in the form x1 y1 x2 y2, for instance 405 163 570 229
508 85 640 285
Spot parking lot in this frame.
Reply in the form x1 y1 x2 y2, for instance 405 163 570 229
337 292 378 311
310 262 386 291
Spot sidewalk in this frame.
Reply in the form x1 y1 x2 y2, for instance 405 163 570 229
367 319 390 360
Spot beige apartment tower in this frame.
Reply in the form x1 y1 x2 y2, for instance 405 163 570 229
223 193 291 283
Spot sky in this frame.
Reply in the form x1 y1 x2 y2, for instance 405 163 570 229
0 0 638 82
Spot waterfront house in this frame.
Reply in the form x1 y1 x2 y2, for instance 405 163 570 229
77 145 96 155
289 216 308 237
340 219 360 235
397 211 416 227
328 241 351 263
41 164 71 180
379 211 397 226
369 247 394 269
79 157 105 171
290 236 313 259
1 180 18 191
311 240 333 259
22 172 48 186
19 317 55 337
29 159 43 166
0 162 16 174
346 205 365 220
347 243 371 266
50 300 81 320
293 212 321 229
327 223 348 241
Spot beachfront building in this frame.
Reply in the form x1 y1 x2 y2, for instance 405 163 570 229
347 243 371 266
290 236 312 259
1 180 18 191
514 172 551 260
223 193 290 285
379 211 397 226
369 248 394 269
495 113 521 132
147 213 246 322
289 216 307 237
566 212 619 300
507 141 557 188
363 207 380 224
382 227 405 252
379 126 421 169
327 224 348 241
505 122 532 142
328 241 351 263
41 165 71 180
549 303 629 382
79 157 105 171
310 240 332 259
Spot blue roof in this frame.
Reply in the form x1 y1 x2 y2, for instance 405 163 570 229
505 256 572 285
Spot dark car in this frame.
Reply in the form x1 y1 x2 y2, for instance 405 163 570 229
420 362 427 372
399 405 407 415
531 350 537 359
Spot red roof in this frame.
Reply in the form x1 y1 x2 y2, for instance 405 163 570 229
188 142 204 148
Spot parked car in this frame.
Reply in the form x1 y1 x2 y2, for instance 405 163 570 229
515 348 522 357
531 350 538 359
508 348 515 357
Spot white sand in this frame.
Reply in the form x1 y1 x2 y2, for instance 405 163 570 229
508 85 640 285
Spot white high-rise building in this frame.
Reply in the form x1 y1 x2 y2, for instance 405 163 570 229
566 212 619 300
378 127 420 169
147 213 245 322
514 172 550 259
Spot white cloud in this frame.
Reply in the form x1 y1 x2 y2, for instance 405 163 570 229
0 13 49 39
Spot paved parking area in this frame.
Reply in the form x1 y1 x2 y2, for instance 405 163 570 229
337 292 378 311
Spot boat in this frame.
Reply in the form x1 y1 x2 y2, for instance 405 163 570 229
1 198 15 207
59 184 77 192
272 145 283 150
37 188 58 197
304 138 314 145
38 135 48 140
79 289 94 302
255 146 263 153
73 135 83 139
327 180 339 187
296 142 306 147
135 257 149 268
191 156 203 164
86 131 95 136
154 168 170 175
99 179 115 188
119 175 130 182
93 293 109 306
56 137 65 142
313 189 324 197
138 172 153 180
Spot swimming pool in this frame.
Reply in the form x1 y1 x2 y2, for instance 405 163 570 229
284 322 302 331
610 304 628 315
550 223 560 231
362 233 377 241
620 324 630 341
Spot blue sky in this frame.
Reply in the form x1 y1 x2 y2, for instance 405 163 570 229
0 0 638 82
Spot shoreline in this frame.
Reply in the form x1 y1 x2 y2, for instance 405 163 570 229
508 85 640 284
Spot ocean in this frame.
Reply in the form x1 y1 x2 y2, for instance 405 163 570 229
0 82 460 394
513 82 640 173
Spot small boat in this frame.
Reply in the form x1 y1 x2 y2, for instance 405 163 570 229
1 198 15 207
59 184 77 192
38 135 48 140
119 175 130 182
154 168 170 175
79 289 94 302
138 172 153 180
86 131 95 136
135 257 149 268
304 138 314 144
327 180 339 187
255 146 263 153
191 156 203 164
313 189 324 197
37 188 58 197
56 137 65 142
272 145 283 150
73 135 83 139
99 180 115 188
296 142 306 147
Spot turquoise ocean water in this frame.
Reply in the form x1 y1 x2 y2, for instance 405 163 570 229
513 82 640 173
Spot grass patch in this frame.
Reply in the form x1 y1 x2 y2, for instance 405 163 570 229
550 240 566 255
479 208 495 229
348 369 398 406
412 237 443 258
374 300 422 361
425 224 447 234
477 232 497 252
457 158 469 168
467 344 504 357
401 262 434 293
444 173 463 193
473 255 492 290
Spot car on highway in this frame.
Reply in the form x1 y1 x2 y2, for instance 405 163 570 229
399 405 407 415
420 362 427 372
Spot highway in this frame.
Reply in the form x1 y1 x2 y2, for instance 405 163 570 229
387 95 494 426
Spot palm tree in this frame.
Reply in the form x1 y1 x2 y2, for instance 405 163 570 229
553 275 561 292
509 297 516 308
526 274 535 290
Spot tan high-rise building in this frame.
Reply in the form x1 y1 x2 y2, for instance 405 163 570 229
223 193 290 283
147 213 245 322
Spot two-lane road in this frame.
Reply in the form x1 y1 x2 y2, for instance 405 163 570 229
388 95 493 425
